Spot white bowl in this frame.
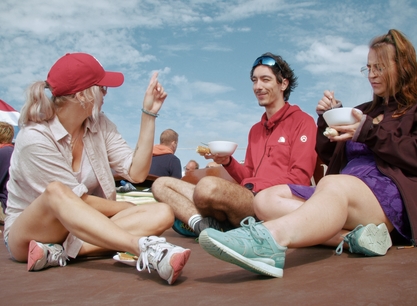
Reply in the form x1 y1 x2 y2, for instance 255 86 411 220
208 141 238 156
323 107 362 126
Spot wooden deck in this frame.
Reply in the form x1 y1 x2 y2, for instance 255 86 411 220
1 224 417 305
2 166 416 305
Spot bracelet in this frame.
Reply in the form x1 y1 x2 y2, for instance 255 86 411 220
141 108 159 117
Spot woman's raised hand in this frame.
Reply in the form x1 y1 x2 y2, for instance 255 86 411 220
142 72 167 115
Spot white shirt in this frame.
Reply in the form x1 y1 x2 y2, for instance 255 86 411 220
4 113 135 240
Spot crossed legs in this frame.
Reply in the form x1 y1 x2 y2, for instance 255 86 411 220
8 181 174 262
253 174 393 248
152 176 254 228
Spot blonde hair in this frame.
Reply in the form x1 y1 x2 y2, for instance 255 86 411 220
19 81 102 127
160 129 179 145
0 121 14 144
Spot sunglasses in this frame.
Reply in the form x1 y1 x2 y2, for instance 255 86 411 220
252 56 282 71
99 86 107 95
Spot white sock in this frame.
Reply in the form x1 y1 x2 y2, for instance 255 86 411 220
188 214 203 231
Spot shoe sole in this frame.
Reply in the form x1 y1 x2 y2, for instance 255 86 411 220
167 249 191 285
358 223 392 256
27 240 45 271
199 231 283 278
172 220 198 238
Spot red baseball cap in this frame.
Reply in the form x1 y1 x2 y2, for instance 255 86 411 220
46 53 124 96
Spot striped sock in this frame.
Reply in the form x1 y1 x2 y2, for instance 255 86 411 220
188 214 203 231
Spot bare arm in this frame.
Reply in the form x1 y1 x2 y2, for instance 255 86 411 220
128 72 167 182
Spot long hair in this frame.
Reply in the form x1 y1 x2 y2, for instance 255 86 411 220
19 82 102 127
366 29 417 116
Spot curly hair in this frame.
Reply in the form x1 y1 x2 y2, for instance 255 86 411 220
250 52 298 101
0 121 14 144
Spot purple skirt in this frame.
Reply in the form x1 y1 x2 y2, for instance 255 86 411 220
289 141 411 240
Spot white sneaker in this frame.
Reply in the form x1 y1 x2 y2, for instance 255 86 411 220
28 240 68 271
137 236 191 285
335 223 392 256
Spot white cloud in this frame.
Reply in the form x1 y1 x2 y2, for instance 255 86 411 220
296 36 369 76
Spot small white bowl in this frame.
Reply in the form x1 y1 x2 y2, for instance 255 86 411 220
208 141 238 156
323 107 362 126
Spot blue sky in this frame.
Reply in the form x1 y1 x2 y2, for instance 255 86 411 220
1 0 416 168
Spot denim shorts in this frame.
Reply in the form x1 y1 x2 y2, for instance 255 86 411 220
4 234 16 261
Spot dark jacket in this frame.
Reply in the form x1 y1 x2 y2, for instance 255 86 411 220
0 145 14 212
316 98 417 245
150 155 182 179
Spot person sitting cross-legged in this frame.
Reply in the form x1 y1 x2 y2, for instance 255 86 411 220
199 29 417 278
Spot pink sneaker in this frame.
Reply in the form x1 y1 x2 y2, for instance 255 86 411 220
27 240 68 271
137 236 191 285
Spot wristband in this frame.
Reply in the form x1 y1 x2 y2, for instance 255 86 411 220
141 108 159 117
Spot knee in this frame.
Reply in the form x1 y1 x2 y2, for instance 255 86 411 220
193 177 218 209
315 175 339 193
153 203 175 233
253 185 290 220
44 181 70 199
253 189 270 220
151 177 170 199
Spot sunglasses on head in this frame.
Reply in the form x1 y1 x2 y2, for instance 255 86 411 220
252 56 282 71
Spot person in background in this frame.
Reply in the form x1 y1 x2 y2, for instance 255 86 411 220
183 160 199 174
4 52 190 285
149 129 181 179
199 29 417 278
0 121 14 225
152 52 317 237
206 161 222 168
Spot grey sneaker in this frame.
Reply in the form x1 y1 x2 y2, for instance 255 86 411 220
137 236 191 285
194 217 234 235
199 216 287 278
27 240 68 271
335 223 392 256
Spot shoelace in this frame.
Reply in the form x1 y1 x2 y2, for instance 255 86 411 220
335 225 362 255
240 217 264 244
137 236 166 273
47 245 68 267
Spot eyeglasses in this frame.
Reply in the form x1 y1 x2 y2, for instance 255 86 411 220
252 56 282 71
99 86 107 95
360 64 386 77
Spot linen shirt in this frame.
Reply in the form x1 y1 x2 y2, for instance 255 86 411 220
4 113 135 240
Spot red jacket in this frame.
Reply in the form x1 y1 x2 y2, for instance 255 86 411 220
225 102 317 193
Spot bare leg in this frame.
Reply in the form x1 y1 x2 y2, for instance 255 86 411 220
8 181 174 261
78 203 174 256
260 175 393 248
193 176 254 227
254 185 305 221
152 177 197 223
254 184 350 246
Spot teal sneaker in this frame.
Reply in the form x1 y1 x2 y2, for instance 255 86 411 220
172 218 198 237
335 223 392 256
199 216 287 278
